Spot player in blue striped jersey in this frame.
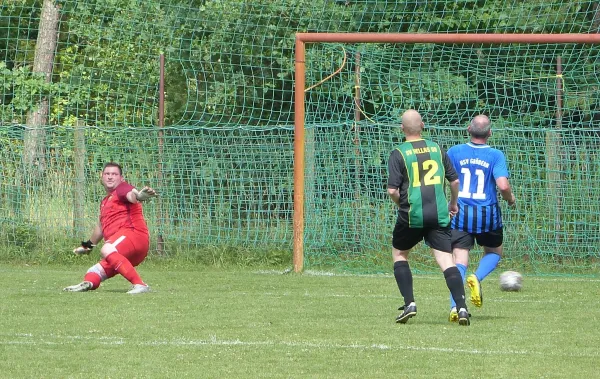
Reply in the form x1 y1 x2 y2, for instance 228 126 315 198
446 115 516 321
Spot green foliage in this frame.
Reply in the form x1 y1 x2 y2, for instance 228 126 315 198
0 219 38 251
0 62 60 122
157 244 291 267
2 0 600 275
2 0 598 128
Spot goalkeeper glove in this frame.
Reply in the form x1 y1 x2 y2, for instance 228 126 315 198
135 187 156 202
73 240 95 255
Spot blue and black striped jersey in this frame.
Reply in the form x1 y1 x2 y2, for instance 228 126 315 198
446 142 510 233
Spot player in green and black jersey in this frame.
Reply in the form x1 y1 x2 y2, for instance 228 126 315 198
387 109 470 326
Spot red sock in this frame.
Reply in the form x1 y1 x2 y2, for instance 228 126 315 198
105 252 145 286
83 272 102 290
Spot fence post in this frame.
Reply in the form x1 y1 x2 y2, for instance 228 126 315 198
73 120 86 237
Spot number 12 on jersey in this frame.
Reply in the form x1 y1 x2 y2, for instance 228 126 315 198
411 160 441 187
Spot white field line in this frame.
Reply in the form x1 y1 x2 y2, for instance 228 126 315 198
1 333 599 358
256 269 600 282
253 292 556 304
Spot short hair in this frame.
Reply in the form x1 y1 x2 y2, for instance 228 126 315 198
103 162 123 175
401 109 423 134
469 115 491 138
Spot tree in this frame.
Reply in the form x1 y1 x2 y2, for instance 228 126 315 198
23 0 59 174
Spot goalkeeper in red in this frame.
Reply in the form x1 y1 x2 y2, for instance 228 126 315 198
64 162 157 294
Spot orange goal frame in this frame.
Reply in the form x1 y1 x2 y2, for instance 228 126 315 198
293 33 600 273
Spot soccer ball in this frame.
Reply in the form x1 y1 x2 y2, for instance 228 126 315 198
499 271 523 291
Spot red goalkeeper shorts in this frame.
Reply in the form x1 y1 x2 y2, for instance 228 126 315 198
99 229 149 276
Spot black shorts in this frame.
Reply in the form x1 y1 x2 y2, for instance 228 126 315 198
392 221 452 253
451 228 503 250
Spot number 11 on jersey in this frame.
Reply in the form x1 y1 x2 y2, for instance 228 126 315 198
458 167 486 199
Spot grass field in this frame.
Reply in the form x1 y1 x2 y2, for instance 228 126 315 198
1 264 598 378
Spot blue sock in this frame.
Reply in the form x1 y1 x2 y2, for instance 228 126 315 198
475 253 501 282
450 263 467 309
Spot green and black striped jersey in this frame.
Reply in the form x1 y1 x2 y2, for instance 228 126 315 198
387 139 458 228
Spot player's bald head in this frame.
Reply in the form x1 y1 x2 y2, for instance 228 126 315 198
401 109 424 135
468 115 491 138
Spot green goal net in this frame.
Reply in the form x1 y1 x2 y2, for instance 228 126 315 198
300 39 600 275
1 0 600 275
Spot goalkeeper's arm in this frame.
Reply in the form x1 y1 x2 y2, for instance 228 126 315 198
73 223 103 255
127 186 157 204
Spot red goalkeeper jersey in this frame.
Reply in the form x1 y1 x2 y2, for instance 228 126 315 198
100 181 149 239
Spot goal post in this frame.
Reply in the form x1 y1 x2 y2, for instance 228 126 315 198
293 33 600 273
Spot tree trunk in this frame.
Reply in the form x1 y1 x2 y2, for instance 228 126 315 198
592 2 600 33
23 0 59 174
